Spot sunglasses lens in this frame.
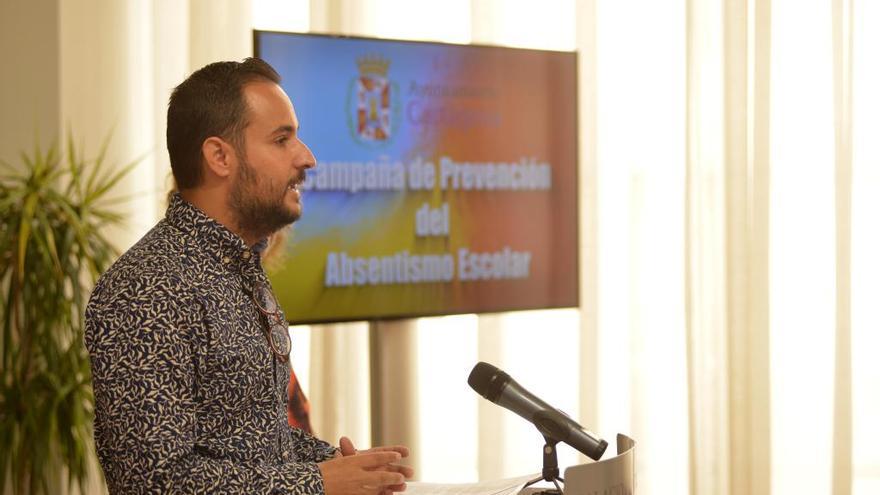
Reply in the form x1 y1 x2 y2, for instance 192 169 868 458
251 280 289 360
270 323 291 356
259 286 278 313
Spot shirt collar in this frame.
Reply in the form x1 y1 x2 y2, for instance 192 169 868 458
165 193 264 272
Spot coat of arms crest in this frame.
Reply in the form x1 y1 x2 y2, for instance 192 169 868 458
353 55 392 142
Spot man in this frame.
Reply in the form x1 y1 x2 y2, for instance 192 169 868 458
85 58 413 494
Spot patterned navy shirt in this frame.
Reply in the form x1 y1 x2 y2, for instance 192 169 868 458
85 193 337 494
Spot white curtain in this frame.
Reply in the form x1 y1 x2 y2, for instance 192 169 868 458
587 0 879 493
850 2 880 494
56 0 253 254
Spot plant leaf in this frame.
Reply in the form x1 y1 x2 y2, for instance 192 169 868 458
16 192 39 283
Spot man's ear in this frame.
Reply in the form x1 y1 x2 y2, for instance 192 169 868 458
201 136 235 179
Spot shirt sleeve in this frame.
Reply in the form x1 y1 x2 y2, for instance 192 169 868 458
85 270 325 495
288 425 340 463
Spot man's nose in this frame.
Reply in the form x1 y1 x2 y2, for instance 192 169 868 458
298 141 316 169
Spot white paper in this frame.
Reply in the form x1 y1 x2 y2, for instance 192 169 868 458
403 474 538 495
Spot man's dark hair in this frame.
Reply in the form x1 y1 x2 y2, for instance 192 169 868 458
167 57 281 189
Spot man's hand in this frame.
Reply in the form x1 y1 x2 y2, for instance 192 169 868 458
339 437 410 459
335 436 414 494
319 452 406 495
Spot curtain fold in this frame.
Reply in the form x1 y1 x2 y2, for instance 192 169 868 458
730 0 773 490
307 323 372 448
851 2 880 494
831 1 854 494
59 0 160 253
574 0 601 471
721 0 773 494
686 0 729 493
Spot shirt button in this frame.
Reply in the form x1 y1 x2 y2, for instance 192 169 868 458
222 256 231 264
242 251 251 260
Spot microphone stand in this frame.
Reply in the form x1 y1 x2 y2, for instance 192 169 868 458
522 436 564 494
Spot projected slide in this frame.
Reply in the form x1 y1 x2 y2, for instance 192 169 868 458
256 32 579 323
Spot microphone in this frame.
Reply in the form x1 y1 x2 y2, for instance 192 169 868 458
468 361 608 461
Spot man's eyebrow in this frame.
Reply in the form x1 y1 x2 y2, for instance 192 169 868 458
271 124 296 135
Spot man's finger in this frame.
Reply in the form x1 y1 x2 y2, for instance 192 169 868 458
340 436 358 456
366 445 410 457
392 464 415 479
353 451 402 468
365 463 415 479
368 470 406 487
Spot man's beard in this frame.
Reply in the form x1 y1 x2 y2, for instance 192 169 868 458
229 153 300 242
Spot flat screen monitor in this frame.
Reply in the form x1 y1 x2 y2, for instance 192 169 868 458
254 31 579 324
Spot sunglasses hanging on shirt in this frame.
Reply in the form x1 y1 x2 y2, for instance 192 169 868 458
249 279 292 363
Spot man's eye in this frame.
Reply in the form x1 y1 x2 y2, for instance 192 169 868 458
276 137 289 145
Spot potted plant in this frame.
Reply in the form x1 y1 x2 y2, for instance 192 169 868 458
0 136 135 494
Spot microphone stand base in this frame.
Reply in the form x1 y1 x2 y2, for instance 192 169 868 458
521 437 565 494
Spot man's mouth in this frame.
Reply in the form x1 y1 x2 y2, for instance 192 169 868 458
288 175 305 193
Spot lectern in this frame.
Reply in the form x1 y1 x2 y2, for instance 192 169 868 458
562 434 636 495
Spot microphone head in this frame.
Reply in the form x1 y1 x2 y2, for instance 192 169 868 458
468 362 510 403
